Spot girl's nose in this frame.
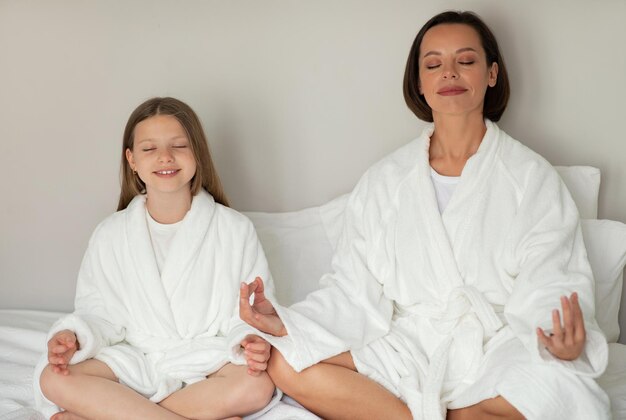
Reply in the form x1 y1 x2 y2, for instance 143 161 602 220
158 150 174 163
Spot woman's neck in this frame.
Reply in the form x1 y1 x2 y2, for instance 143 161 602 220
429 113 487 176
145 190 193 224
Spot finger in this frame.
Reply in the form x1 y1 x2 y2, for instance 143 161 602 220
561 296 574 340
253 277 266 302
50 355 66 365
247 368 262 377
239 283 256 323
243 341 270 352
247 360 268 372
51 344 71 354
536 327 552 348
240 282 250 301
570 292 585 337
551 309 563 339
254 277 264 293
60 334 76 345
245 350 270 363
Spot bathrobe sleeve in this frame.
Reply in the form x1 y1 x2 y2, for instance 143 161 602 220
47 223 125 364
503 164 608 377
227 217 276 365
257 174 395 372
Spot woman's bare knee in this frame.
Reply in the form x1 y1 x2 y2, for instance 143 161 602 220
448 396 524 420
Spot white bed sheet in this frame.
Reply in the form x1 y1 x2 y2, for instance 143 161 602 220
0 310 318 420
1 309 625 419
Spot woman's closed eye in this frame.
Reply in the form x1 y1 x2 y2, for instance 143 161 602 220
142 147 156 152
172 145 188 149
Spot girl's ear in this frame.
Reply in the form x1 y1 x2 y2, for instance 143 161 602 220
125 148 135 170
488 62 499 87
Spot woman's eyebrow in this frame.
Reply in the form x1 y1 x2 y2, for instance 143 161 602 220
422 47 478 58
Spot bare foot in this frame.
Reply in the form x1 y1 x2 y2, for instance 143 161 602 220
51 411 88 420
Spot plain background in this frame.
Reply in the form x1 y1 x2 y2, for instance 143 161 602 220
1 0 625 341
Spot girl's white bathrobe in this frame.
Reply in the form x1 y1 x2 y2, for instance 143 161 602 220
34 190 275 417
261 121 610 419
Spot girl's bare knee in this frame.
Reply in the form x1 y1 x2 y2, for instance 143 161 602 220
245 372 275 412
226 371 275 415
40 364 68 405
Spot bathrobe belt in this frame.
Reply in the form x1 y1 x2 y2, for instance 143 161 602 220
395 285 504 419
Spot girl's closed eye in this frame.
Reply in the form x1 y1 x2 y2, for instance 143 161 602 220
142 147 156 152
172 145 188 149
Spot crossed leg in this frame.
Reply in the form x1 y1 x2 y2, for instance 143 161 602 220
40 360 274 420
267 349 411 419
268 348 524 420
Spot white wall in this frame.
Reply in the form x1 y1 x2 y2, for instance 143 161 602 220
1 0 625 338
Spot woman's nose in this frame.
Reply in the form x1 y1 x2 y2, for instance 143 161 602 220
442 64 458 80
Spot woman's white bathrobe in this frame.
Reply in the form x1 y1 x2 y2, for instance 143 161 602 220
260 121 610 419
34 190 275 417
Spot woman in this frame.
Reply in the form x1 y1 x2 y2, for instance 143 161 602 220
240 11 609 419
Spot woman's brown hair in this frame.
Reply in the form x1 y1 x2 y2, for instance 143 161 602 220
403 11 510 122
117 97 229 210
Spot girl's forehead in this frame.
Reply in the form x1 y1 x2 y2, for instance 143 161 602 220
135 115 186 138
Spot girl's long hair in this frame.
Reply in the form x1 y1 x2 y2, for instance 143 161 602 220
117 97 229 211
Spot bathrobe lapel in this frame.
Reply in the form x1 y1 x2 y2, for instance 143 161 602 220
160 191 214 298
126 195 179 336
395 121 501 300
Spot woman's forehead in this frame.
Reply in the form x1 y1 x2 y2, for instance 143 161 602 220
420 24 483 56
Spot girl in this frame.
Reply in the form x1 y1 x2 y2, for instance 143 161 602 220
239 11 610 420
35 97 277 420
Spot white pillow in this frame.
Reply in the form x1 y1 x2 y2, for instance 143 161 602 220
554 165 600 219
244 207 334 306
581 219 626 342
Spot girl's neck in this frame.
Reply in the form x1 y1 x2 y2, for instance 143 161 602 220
429 113 486 176
145 190 193 224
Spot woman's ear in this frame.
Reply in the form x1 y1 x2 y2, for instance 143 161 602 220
488 62 499 87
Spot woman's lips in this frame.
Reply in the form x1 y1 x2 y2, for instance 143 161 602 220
437 86 467 96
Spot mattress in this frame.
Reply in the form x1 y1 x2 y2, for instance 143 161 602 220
1 309 624 419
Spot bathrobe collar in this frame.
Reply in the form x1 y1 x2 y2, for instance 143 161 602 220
125 190 216 336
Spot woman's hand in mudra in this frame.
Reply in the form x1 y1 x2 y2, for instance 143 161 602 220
240 277 287 337
536 292 586 361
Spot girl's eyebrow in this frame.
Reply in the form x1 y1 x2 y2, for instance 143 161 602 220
422 47 478 58
136 135 187 144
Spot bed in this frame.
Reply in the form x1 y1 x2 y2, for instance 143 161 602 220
1 166 625 419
